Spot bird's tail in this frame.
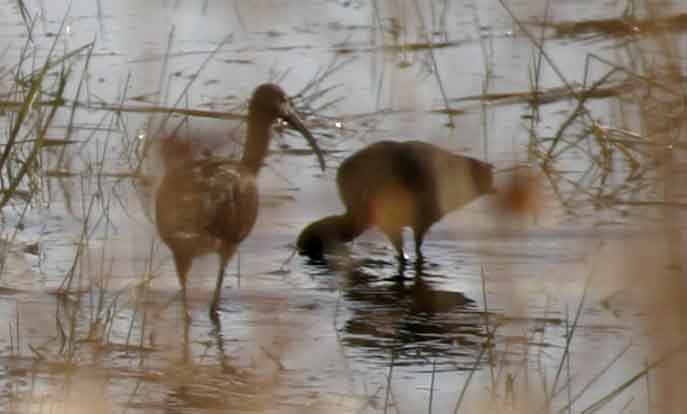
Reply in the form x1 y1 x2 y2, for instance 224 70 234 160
469 158 497 195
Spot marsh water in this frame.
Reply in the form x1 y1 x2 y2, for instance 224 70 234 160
0 0 685 412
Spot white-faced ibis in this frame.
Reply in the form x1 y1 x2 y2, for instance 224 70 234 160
156 83 325 320
297 140 494 263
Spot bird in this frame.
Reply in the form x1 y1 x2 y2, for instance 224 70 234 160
297 140 494 264
155 83 326 320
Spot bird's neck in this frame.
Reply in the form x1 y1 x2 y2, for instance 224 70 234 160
241 113 272 174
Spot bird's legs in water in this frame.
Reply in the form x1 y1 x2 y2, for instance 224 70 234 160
413 225 429 265
210 244 235 324
210 257 227 323
182 311 191 362
386 228 409 265
209 311 232 372
172 253 192 323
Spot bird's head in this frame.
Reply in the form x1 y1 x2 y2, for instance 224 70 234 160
297 215 351 260
249 83 326 171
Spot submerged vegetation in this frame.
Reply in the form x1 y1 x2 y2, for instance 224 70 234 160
0 0 684 413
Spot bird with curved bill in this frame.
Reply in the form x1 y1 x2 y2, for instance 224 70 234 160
156 84 326 321
297 140 494 265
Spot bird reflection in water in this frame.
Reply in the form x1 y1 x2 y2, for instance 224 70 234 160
303 256 490 368
160 308 271 412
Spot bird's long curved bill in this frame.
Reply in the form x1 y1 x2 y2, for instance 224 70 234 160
283 112 326 171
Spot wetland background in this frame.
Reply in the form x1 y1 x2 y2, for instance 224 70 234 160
0 0 686 412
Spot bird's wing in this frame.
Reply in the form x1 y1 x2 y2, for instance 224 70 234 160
155 158 251 243
202 162 258 243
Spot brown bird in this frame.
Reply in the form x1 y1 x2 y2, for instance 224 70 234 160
156 83 325 320
297 140 493 264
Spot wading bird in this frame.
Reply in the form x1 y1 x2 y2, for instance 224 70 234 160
297 140 493 264
156 84 325 320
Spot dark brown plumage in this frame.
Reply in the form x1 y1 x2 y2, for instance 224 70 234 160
297 140 494 263
156 84 325 319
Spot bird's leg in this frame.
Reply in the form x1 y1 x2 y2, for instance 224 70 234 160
387 228 408 265
182 311 191 363
209 312 231 373
210 245 233 323
180 288 191 326
393 263 408 283
413 225 428 265
172 253 192 324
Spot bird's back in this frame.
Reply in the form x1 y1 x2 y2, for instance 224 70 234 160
156 157 259 256
336 141 436 230
413 142 493 215
336 141 492 227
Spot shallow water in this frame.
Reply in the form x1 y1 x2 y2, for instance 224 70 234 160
0 0 686 413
